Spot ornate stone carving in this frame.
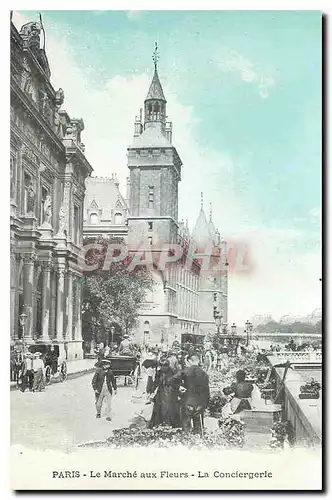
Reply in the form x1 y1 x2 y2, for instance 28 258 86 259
55 88 64 108
58 205 67 234
26 182 36 213
22 144 39 165
57 268 67 279
20 22 41 50
41 261 53 272
43 195 52 224
20 57 31 93
10 164 16 201
38 88 48 115
22 253 37 264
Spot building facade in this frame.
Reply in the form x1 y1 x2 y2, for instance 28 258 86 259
83 55 228 347
10 19 93 360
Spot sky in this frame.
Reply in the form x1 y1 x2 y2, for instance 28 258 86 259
12 10 322 324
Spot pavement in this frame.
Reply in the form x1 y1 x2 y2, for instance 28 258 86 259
10 358 96 391
11 370 149 452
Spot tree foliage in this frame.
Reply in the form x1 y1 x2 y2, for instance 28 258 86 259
256 320 321 334
81 237 154 342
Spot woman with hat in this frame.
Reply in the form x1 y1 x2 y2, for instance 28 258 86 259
32 352 45 392
92 358 117 421
149 358 181 428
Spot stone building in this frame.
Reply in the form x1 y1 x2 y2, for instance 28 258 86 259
10 18 93 360
83 52 228 347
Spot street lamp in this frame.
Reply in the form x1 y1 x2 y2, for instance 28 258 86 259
19 311 27 350
231 322 237 335
245 320 250 346
248 322 253 342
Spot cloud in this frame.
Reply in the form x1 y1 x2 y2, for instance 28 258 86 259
217 47 275 99
11 12 320 324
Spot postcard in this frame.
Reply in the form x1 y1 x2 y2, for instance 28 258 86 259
9 9 322 491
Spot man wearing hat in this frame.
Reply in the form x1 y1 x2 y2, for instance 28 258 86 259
21 352 34 392
119 334 132 356
92 358 117 420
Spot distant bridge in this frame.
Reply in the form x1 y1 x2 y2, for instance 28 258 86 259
252 332 322 348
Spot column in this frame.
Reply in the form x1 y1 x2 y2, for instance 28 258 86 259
75 278 82 341
23 255 36 340
66 271 73 340
10 247 17 340
56 268 65 340
41 263 51 340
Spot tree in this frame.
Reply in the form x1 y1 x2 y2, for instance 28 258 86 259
81 237 154 343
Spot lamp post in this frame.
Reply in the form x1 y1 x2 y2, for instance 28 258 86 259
19 311 27 351
248 322 253 343
245 320 250 346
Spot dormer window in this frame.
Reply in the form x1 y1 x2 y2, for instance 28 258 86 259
90 212 98 225
114 213 122 225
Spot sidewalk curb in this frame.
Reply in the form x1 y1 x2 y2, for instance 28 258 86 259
10 366 95 392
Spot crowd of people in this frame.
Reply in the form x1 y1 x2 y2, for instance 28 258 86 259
91 344 211 434
90 336 263 434
10 344 60 393
11 350 47 392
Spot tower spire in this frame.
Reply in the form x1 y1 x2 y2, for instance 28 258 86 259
209 202 212 222
200 192 204 211
152 41 159 71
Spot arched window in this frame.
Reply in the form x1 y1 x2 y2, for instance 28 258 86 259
114 212 122 225
148 103 152 119
143 321 150 345
154 102 160 119
90 213 98 225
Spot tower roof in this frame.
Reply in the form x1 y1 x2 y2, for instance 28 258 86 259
145 42 166 101
145 68 166 101
191 194 217 245
129 124 171 149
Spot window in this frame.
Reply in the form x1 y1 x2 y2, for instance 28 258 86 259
148 186 154 209
114 212 122 225
90 213 98 225
148 221 153 230
148 236 153 246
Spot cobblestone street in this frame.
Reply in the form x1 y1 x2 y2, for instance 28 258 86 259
11 372 147 452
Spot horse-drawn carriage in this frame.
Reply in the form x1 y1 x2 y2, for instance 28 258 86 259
105 355 141 389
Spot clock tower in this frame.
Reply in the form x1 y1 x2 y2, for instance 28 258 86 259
127 44 182 249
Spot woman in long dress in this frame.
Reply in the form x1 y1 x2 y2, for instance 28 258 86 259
32 352 46 391
149 359 181 428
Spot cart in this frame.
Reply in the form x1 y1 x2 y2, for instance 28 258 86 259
108 355 141 389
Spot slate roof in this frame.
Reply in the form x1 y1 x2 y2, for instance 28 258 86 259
84 177 128 222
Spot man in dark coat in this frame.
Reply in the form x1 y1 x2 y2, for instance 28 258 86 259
180 354 210 434
92 359 117 421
